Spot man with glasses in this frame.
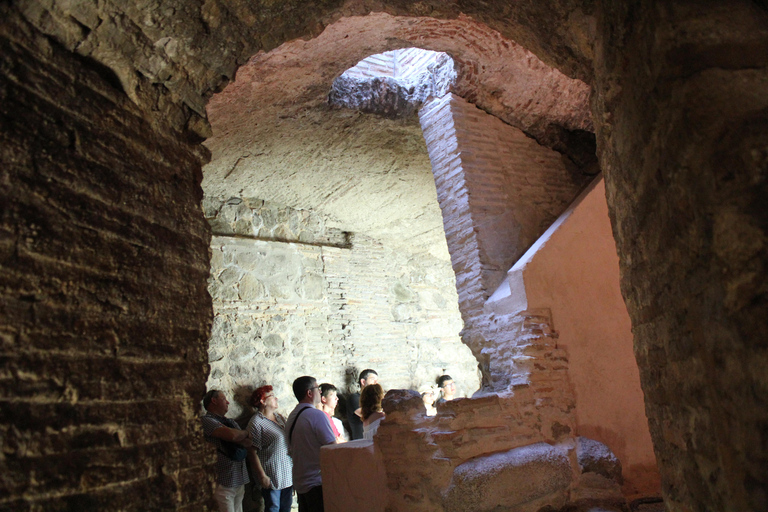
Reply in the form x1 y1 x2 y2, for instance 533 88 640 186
285 376 336 512
436 374 457 404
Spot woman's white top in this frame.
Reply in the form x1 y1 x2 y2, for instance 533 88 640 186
362 417 383 440
332 417 349 442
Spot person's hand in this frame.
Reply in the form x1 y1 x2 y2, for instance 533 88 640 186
260 474 271 489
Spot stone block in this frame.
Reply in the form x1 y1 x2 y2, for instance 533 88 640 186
443 442 572 512
576 437 623 484
382 389 424 419
299 274 325 300
321 440 387 512
238 274 266 301
393 281 415 302
262 333 284 357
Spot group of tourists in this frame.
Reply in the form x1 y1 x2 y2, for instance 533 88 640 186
200 369 459 512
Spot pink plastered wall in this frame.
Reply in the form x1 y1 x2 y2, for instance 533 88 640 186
511 177 660 497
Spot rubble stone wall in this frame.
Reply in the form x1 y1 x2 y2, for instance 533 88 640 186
204 197 480 419
373 311 577 512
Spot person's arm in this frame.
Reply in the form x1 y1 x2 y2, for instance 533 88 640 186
209 425 249 443
316 411 337 446
247 447 271 488
347 394 360 422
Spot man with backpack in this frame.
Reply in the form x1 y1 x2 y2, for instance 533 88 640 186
201 390 251 512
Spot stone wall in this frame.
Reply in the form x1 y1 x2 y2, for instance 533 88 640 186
4 1 768 511
204 196 480 419
592 2 768 510
0 10 213 510
343 311 580 512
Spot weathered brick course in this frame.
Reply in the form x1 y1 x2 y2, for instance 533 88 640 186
0 11 213 510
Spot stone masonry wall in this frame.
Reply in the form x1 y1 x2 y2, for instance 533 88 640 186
0 12 213 511
204 196 480 420
374 310 578 512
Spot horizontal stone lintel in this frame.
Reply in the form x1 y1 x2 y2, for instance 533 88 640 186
211 231 352 249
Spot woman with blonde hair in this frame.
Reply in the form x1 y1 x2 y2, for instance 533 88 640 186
360 383 385 440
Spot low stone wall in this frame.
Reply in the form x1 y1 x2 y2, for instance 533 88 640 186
373 312 577 511
204 196 480 419
320 313 626 512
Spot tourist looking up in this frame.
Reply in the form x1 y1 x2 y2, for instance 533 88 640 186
360 383 386 440
201 390 251 512
420 385 437 416
436 375 456 404
319 383 348 443
247 385 293 512
346 369 378 440
286 376 336 512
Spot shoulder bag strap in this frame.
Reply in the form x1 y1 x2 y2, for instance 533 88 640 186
289 406 310 443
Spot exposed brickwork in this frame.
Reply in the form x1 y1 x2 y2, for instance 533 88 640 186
344 51 397 78
419 93 586 386
0 12 212 511
344 48 446 80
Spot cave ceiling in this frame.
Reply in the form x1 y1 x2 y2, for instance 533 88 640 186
202 13 593 257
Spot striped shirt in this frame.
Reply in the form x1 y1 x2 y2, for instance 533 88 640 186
201 413 250 488
248 411 293 490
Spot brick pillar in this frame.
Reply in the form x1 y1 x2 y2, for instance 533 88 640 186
419 93 583 381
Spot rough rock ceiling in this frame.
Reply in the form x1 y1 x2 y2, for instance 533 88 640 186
203 13 593 258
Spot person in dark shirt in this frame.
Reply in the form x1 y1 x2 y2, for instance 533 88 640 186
435 374 456 405
201 390 251 512
346 369 378 440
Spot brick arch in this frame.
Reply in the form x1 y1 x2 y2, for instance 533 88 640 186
208 13 592 157
203 11 597 389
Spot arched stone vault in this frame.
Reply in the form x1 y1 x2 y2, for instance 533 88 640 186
203 12 595 251
2 1 767 511
14 1 596 140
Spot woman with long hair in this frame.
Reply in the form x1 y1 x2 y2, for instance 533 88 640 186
360 383 385 440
